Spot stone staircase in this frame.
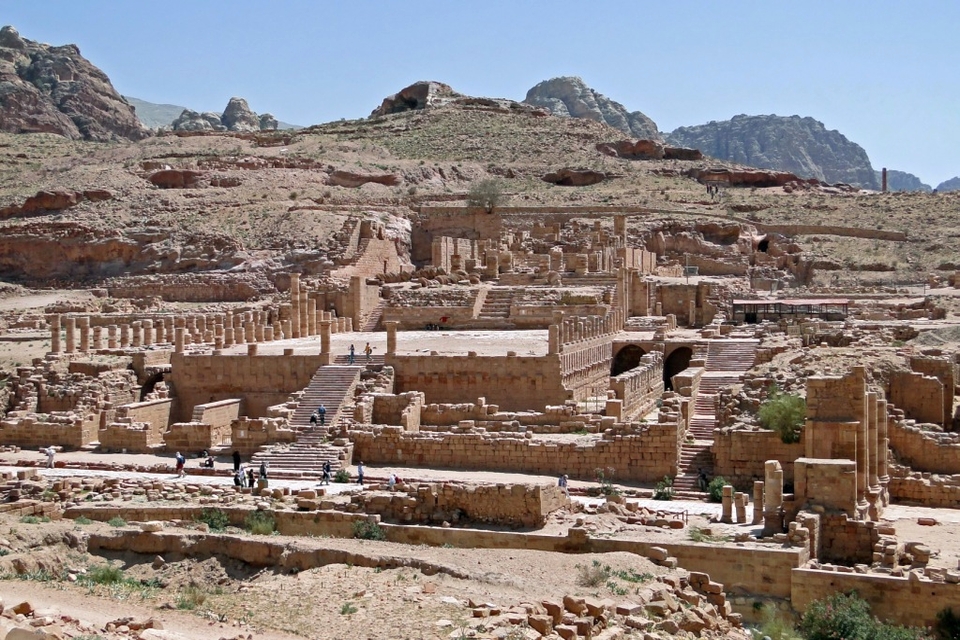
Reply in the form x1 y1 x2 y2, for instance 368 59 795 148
359 299 385 332
674 339 758 493
250 365 362 476
477 288 514 319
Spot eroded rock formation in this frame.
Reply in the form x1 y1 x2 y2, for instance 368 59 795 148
171 97 277 132
0 25 150 141
371 81 460 117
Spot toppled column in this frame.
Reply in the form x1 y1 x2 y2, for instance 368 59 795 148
48 315 61 354
721 485 734 523
752 480 764 525
385 321 399 356
763 460 784 536
64 316 76 353
78 316 90 352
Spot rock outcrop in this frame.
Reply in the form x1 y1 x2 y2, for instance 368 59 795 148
524 76 660 140
596 139 704 161
0 25 150 141
542 168 609 187
0 189 112 219
371 81 460 117
171 98 277 132
667 114 880 189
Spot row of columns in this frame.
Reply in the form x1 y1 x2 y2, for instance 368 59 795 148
550 309 625 355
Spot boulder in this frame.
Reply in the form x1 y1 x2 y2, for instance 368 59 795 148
171 109 224 132
148 169 207 189
221 97 260 132
259 113 278 131
596 139 664 160
542 168 607 187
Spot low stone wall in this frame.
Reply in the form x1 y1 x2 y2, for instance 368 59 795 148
341 483 568 528
99 420 165 453
231 417 295 455
116 398 172 431
349 420 680 483
887 418 960 474
419 401 587 432
712 428 805 490
372 392 424 432
791 567 960 627
164 421 231 453
191 399 241 432
889 371 944 425
609 352 664 421
0 414 99 449
888 468 960 507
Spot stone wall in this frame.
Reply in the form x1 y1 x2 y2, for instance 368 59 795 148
814 512 879 565
168 353 326 422
99 420 165 452
888 468 960 507
889 370 943 425
608 352 664 421
164 421 231 453
341 483 567 528
230 417 295 456
791 568 959 627
372 392 423 431
887 418 960 474
0 414 99 449
712 429 805 490
191 399 241 432
349 420 680 483
116 398 172 432
389 353 569 412
418 401 591 433
910 356 955 424
793 458 858 518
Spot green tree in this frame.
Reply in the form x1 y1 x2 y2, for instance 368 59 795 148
467 178 505 213
758 385 806 444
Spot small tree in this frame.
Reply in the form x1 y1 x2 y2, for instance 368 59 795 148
467 178 504 213
707 476 727 503
758 384 806 444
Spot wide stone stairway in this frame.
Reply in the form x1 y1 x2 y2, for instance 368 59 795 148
674 339 758 493
359 299 385 332
250 365 362 476
477 287 515 319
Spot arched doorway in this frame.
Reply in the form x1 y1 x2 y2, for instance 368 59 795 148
611 345 646 376
663 347 693 390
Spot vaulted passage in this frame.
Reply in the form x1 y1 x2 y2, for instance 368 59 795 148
611 345 646 376
663 347 693 390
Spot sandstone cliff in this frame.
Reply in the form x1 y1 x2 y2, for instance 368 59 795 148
524 76 660 141
667 114 879 189
0 25 149 141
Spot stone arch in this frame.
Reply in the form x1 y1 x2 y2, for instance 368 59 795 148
139 369 165 401
611 344 646 376
757 237 770 253
663 346 693 390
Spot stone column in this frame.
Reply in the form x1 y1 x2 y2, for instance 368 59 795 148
289 273 301 338
92 326 103 351
175 327 185 353
120 324 130 348
48 315 61 354
299 284 309 338
720 485 734 523
319 320 332 364
307 297 317 336
142 320 154 346
131 321 142 348
247 344 258 356
735 492 747 524
264 326 274 341
763 460 784 536
752 481 764 525
878 399 889 481
385 321 399 356
867 392 880 490
548 324 559 355
107 325 118 349
233 314 245 345
224 325 235 347
64 316 76 353
78 316 90 352
244 313 255 343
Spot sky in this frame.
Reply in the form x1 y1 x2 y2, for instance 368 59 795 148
4 1 959 186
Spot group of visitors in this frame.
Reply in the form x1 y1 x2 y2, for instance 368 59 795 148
348 343 374 364
310 404 327 427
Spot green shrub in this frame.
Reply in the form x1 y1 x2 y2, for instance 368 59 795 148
19 515 49 524
653 476 673 501
799 592 928 640
758 385 806 444
333 468 351 483
74 516 93 525
576 560 611 587
82 564 125 585
936 607 960 640
352 519 386 541
466 178 505 213
707 476 727 503
196 508 230 532
107 516 126 528
340 602 358 615
244 510 276 535
176 585 207 610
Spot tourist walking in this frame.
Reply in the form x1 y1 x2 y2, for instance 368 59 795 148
233 468 243 487
357 461 365 485
44 446 55 469
364 342 373 362
321 460 331 485
260 460 268 480
558 473 568 496
247 467 255 489
318 404 326 426
175 451 185 478
233 450 242 472
348 344 355 364
309 410 318 427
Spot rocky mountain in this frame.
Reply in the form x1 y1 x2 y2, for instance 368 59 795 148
171 97 279 132
524 76 660 141
876 169 931 192
936 177 960 192
0 25 149 141
667 114 879 189
126 96 301 130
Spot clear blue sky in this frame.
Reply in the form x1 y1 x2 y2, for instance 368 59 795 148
5 1 958 186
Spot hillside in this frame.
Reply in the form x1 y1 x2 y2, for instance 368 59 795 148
936 177 960 192
667 114 880 189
